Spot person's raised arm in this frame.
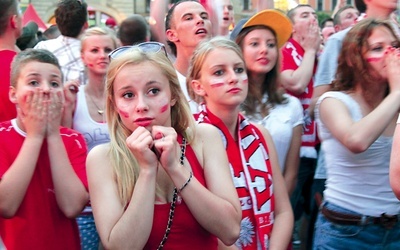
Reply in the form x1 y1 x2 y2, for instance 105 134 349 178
318 95 400 154
309 35 342 119
281 22 321 95
318 48 400 153
256 0 275 11
390 119 400 199
149 0 168 45
89 126 160 249
331 0 346 18
46 91 88 218
0 90 46 217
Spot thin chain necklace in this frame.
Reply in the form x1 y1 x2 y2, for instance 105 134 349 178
157 137 186 250
87 91 104 115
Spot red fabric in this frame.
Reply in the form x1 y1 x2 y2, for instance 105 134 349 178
105 17 117 27
0 50 17 122
199 0 208 6
281 38 318 148
195 108 275 249
144 135 217 250
22 4 47 30
0 121 88 250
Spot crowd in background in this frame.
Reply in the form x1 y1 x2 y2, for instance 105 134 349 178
1 0 400 249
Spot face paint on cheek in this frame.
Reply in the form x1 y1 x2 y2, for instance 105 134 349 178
24 90 34 103
210 79 225 88
118 109 129 118
241 76 248 85
366 57 382 62
160 103 169 113
158 97 171 114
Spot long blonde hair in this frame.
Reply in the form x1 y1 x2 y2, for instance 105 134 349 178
105 49 195 206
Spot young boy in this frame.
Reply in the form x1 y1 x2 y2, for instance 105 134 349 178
0 49 88 249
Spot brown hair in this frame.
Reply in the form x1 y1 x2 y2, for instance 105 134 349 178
235 25 286 117
332 18 400 92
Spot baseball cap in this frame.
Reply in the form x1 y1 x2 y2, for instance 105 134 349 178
230 9 292 48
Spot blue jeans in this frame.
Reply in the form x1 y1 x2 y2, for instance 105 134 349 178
313 202 400 250
76 213 100 250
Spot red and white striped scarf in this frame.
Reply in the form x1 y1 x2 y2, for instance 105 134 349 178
195 106 275 249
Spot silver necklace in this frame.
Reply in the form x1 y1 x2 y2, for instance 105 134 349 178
87 92 104 115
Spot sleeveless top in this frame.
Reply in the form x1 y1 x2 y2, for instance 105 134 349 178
144 135 217 249
315 91 400 216
73 86 109 152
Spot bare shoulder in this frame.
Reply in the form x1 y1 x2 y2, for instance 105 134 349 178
87 143 111 171
188 123 224 168
88 143 110 158
194 123 222 141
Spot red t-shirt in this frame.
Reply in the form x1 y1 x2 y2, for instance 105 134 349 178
144 135 217 250
0 50 17 122
0 119 88 250
281 38 318 149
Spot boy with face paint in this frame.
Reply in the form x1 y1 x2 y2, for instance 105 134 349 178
0 49 88 250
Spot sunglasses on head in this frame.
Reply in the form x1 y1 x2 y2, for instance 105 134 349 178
108 42 167 60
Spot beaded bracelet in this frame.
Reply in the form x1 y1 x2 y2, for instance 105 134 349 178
178 171 193 193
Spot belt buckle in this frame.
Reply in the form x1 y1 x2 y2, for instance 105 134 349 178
379 213 398 230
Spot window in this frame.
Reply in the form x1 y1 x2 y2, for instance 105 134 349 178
146 0 150 13
243 0 250 11
332 0 337 10
317 0 323 11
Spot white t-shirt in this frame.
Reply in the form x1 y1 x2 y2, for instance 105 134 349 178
176 70 200 114
247 94 304 172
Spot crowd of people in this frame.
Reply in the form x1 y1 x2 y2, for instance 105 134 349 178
1 0 400 249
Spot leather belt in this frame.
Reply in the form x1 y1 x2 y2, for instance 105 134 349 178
321 206 399 229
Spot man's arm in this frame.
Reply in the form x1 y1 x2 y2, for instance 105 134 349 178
309 33 344 119
281 23 321 95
